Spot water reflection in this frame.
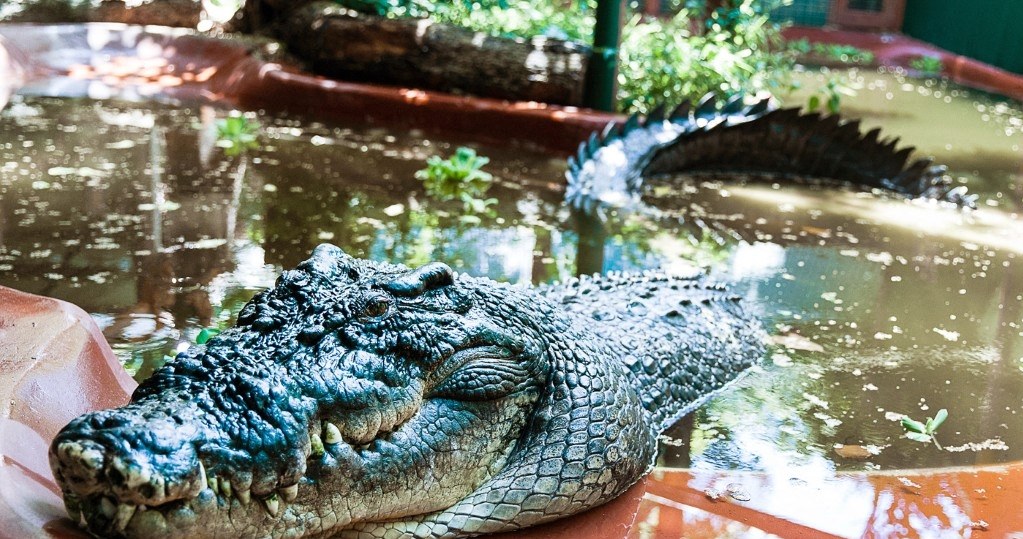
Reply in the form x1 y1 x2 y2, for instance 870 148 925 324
0 95 571 376
2 83 1023 484
635 463 1017 538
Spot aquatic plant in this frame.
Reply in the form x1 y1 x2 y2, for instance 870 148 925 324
805 76 856 115
216 114 260 156
909 55 944 77
415 146 497 217
789 39 876 65
901 408 948 449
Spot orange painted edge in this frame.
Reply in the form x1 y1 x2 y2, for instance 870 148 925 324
783 26 1023 102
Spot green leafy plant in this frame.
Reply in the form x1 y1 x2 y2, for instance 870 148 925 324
343 0 795 114
338 0 593 40
805 77 856 115
216 115 260 157
901 408 947 449
336 0 430 17
909 55 943 77
415 147 497 217
788 39 875 65
817 43 874 65
787 37 812 55
617 1 795 114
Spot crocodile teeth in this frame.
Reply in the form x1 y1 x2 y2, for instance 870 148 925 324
280 484 298 502
78 511 88 528
323 422 343 445
198 461 208 489
310 433 325 456
208 475 220 495
113 504 136 532
99 497 116 518
263 494 280 517
236 485 251 505
220 480 232 500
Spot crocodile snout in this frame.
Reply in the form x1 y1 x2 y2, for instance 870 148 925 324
50 407 207 533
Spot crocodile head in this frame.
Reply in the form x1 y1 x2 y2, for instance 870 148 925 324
49 244 550 538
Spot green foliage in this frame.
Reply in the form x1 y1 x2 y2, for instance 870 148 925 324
0 0 92 22
216 115 260 157
343 0 794 114
415 146 497 218
909 55 943 77
335 0 432 17
618 2 795 114
901 408 947 449
430 1 595 41
337 0 594 40
788 39 875 65
817 43 874 65
805 77 856 115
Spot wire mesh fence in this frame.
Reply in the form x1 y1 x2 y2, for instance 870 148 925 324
772 0 831 26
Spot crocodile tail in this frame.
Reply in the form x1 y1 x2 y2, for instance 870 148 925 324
565 94 976 215
565 93 774 215
641 106 973 205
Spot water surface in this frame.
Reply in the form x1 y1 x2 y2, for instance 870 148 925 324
2 69 1022 485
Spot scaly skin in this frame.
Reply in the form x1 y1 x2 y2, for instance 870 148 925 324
50 244 765 538
565 94 975 216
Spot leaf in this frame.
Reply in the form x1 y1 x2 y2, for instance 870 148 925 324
901 417 926 434
930 409 948 432
196 328 221 344
827 94 841 115
905 432 932 443
807 95 820 112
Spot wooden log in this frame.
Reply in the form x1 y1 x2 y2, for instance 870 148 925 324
89 0 202 28
279 2 589 106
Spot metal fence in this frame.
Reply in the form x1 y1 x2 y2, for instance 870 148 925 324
772 0 831 27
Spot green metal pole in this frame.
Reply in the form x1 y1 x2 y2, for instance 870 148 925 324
582 0 622 112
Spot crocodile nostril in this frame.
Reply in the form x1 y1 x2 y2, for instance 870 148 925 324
138 483 156 499
52 409 206 507
107 466 126 486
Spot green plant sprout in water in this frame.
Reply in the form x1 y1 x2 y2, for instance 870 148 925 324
901 408 948 450
806 77 856 115
216 114 260 156
909 55 943 77
415 146 498 221
789 39 876 65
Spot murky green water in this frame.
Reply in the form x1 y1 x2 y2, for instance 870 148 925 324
2 69 1022 477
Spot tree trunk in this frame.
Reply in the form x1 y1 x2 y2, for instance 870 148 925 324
278 2 589 106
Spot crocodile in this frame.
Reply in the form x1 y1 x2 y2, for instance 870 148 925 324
50 244 764 538
565 94 975 216
50 98 969 539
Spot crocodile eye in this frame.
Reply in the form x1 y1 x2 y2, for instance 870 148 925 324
360 296 392 319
